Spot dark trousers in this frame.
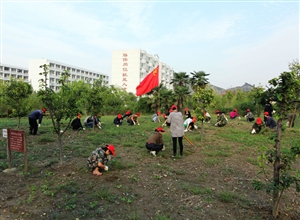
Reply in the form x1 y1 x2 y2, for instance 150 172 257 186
29 117 38 135
145 143 163 153
172 136 183 156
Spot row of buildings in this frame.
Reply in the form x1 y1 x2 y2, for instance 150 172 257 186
0 49 174 94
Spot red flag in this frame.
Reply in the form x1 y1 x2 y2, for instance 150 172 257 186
136 66 159 96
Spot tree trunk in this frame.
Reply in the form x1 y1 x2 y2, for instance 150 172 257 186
272 118 283 217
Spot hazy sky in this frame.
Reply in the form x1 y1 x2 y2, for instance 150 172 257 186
1 0 299 89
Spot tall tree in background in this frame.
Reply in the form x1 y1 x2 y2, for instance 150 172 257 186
38 64 80 165
190 71 210 91
6 78 33 128
170 72 190 111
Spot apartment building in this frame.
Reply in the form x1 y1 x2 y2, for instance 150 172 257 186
0 64 29 83
28 59 109 91
111 49 174 94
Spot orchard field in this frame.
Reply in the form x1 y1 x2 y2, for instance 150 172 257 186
0 115 299 220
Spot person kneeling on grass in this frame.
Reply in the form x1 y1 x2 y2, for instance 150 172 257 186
113 114 123 127
251 117 264 134
146 126 165 156
215 110 227 127
87 145 116 176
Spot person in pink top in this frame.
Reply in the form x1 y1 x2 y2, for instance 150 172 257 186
229 108 239 119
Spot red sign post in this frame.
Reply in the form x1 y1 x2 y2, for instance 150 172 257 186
7 129 27 173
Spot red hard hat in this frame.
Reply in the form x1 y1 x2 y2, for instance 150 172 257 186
106 145 116 156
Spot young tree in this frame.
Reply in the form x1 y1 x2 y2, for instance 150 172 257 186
253 68 300 217
5 78 33 128
192 86 214 135
38 64 80 165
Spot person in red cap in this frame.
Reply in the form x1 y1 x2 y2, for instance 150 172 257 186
184 116 197 132
113 114 123 127
251 117 265 134
162 109 172 126
184 107 191 119
167 104 185 157
264 111 277 129
145 126 166 156
28 107 47 135
123 110 132 119
245 108 255 122
87 145 116 176
127 112 140 125
215 110 227 127
71 113 85 131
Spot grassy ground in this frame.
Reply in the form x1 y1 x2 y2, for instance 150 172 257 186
0 114 299 220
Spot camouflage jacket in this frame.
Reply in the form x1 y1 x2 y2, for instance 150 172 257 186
87 148 108 171
216 115 227 127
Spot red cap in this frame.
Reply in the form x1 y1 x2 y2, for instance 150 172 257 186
169 109 173 113
157 111 160 115
106 145 116 156
156 127 165 132
42 108 47 113
264 111 269 116
117 114 122 119
171 105 177 110
125 110 131 115
185 108 188 111
136 112 140 116
77 113 81 118
215 110 221 114
246 108 250 112
256 117 262 125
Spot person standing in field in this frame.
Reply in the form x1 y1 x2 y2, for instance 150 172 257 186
145 126 165 156
167 105 185 157
28 107 47 135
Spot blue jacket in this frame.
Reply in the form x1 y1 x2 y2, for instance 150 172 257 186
28 110 44 124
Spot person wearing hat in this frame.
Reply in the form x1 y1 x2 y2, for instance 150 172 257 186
28 107 47 135
215 110 227 127
127 112 140 125
71 113 85 131
151 111 161 123
184 108 192 119
184 116 197 132
123 110 132 119
264 111 277 129
167 104 185 157
245 108 255 122
145 126 165 156
113 114 123 127
87 145 116 176
162 109 172 127
251 117 265 134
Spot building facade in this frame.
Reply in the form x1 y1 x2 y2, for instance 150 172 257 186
0 64 29 83
28 59 109 92
111 49 174 94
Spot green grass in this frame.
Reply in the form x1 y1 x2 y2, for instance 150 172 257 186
0 115 300 219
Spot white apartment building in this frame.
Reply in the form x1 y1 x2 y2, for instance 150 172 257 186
111 49 174 94
0 64 29 83
28 59 109 91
